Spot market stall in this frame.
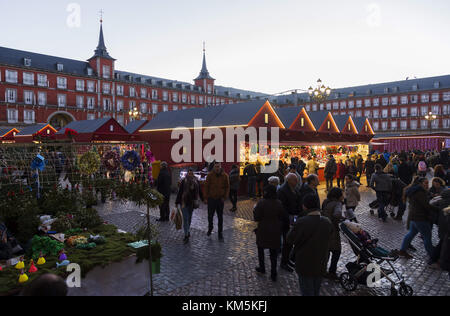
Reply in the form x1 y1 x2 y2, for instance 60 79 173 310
0 142 163 296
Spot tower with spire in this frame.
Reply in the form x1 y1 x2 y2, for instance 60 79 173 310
194 42 215 95
88 13 116 79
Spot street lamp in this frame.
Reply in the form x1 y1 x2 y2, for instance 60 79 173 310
128 107 140 121
424 111 437 134
308 79 332 103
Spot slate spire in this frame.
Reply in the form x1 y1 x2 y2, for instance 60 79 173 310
195 42 214 80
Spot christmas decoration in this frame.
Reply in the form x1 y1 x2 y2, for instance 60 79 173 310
77 151 101 176
121 151 141 171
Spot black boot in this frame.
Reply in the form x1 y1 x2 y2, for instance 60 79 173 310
255 267 266 274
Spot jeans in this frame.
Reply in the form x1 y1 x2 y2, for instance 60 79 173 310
298 275 322 296
229 189 238 209
248 176 256 198
207 198 224 234
159 196 170 220
258 248 278 275
328 250 341 274
326 177 334 191
376 191 389 220
337 178 344 188
401 221 434 258
182 206 194 237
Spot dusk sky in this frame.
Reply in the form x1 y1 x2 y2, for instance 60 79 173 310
1 0 450 94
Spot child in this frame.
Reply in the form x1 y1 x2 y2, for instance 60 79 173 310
345 221 391 257
344 174 360 222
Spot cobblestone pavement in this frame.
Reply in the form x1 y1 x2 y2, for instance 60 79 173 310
97 180 450 296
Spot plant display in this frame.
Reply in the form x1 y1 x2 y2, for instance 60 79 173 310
77 151 101 176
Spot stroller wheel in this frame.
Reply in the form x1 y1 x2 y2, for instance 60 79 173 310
339 273 358 292
399 283 413 297
390 287 398 296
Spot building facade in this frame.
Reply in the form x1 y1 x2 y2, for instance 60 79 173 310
276 76 450 136
0 22 268 129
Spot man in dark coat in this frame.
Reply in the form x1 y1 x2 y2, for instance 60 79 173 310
156 161 172 222
298 174 320 215
364 155 375 187
324 155 337 192
370 164 392 222
398 158 413 186
287 194 333 296
277 173 301 273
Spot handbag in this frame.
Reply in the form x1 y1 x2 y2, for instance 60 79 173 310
174 206 183 230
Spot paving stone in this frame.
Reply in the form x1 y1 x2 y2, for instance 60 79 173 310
93 180 449 296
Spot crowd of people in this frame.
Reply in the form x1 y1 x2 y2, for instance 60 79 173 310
154 148 450 296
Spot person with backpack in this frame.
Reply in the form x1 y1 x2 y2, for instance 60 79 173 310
370 164 393 222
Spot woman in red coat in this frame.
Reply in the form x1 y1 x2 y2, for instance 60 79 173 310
336 159 346 189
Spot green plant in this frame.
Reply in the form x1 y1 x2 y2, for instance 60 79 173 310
51 215 75 233
30 235 64 258
73 207 103 229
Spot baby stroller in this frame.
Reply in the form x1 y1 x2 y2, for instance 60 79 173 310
339 222 413 296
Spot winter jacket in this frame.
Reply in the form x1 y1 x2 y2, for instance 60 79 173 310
346 165 358 177
440 210 450 272
406 185 439 223
321 199 344 251
298 183 320 215
175 177 200 209
430 189 450 239
391 179 407 207
345 181 361 208
324 158 337 178
364 160 375 175
398 162 413 186
254 199 288 249
336 163 346 179
306 160 319 175
287 211 333 277
370 171 392 192
229 168 240 191
156 167 172 199
204 170 230 200
356 158 364 173
243 164 257 177
277 182 301 217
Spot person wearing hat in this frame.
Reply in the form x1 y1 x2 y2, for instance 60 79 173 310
156 161 172 222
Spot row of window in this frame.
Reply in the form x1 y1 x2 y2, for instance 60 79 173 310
372 119 450 131
2 88 233 109
304 92 450 112
1 69 233 105
330 105 450 119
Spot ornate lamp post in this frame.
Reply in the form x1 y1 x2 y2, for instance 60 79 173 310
308 79 332 103
424 111 437 134
128 107 140 121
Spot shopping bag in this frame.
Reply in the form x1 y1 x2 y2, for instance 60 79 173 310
174 206 183 230
169 208 177 222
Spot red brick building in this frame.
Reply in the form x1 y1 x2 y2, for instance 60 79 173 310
0 22 267 130
276 76 450 137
